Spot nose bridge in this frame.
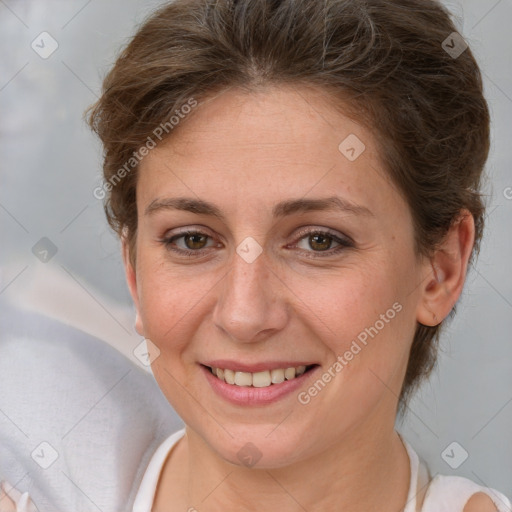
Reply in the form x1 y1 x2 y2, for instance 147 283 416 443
212 248 288 342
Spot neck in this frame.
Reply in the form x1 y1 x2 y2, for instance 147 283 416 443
156 414 411 511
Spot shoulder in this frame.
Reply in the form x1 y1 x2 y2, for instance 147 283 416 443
463 493 499 512
402 438 510 512
422 474 511 512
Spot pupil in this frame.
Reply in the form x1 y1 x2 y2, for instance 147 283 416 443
311 234 330 251
187 233 206 249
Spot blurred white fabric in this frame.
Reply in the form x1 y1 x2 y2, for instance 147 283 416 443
0 289 183 511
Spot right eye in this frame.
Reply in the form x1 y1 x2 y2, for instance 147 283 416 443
161 230 220 257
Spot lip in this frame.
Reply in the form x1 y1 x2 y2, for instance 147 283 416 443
200 363 319 406
202 360 316 373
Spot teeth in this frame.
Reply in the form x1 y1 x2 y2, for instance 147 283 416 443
270 368 285 384
224 369 235 385
234 371 252 386
284 367 296 380
210 365 310 387
252 371 271 388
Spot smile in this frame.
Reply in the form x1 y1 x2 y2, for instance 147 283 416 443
207 364 316 387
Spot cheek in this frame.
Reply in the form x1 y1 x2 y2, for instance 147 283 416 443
304 255 416 381
345 273 418 396
136 253 202 350
295 261 402 340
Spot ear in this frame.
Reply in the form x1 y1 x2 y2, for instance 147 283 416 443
121 232 144 336
416 210 475 327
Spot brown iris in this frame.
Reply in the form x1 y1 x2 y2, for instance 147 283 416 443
308 233 332 251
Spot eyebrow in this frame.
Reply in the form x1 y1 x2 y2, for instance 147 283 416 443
144 195 374 220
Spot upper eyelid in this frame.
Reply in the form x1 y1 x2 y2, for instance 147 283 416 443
292 226 353 244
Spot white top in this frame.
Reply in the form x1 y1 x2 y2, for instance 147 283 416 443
132 429 512 512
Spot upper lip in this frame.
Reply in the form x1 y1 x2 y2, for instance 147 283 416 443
202 360 317 373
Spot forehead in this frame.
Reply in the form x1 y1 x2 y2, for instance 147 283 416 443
137 84 404 222
149 85 371 164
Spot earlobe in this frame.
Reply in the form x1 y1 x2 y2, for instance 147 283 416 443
416 211 475 327
134 313 144 337
121 234 144 336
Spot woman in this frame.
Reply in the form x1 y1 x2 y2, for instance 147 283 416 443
2 0 510 510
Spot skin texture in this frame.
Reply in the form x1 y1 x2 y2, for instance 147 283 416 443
122 84 478 511
463 494 500 512
0 482 36 511
0 485 15 512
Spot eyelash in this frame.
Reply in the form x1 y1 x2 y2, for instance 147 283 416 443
161 228 354 259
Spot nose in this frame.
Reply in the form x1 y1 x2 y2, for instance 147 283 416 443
212 248 289 343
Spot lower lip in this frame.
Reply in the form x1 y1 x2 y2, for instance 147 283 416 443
200 364 318 406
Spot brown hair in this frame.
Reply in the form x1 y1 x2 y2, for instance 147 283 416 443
86 0 490 412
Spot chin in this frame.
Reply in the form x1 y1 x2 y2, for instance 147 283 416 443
203 423 310 469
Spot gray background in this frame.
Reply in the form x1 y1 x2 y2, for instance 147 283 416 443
1 0 511 499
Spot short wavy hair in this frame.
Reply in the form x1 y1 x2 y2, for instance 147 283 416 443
86 0 490 412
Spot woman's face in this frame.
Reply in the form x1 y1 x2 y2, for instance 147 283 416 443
126 85 431 467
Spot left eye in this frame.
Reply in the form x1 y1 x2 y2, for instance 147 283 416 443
296 231 341 252
290 229 353 258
